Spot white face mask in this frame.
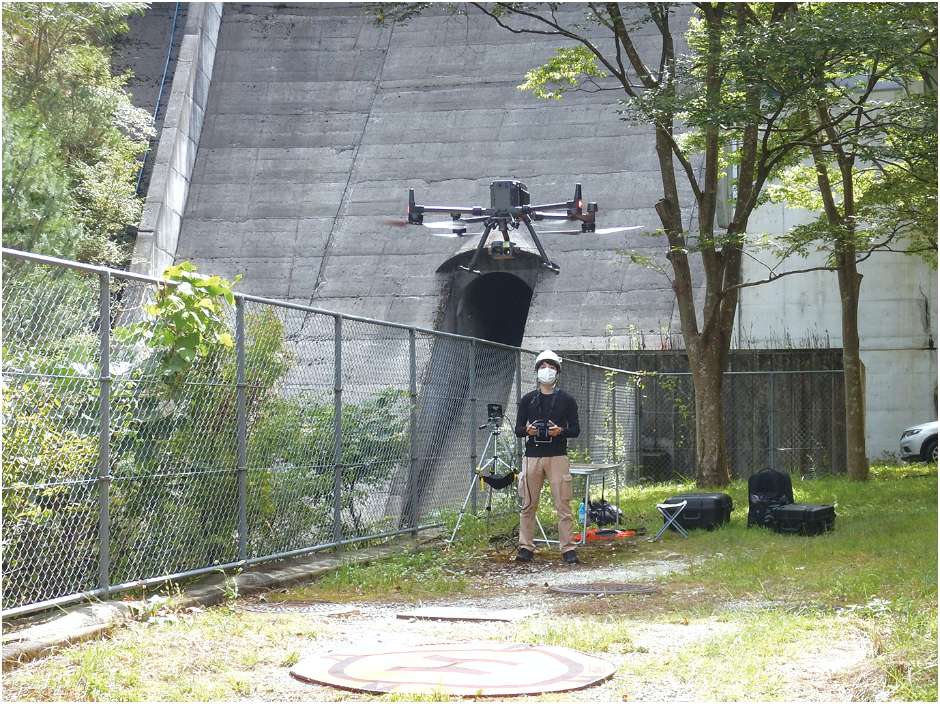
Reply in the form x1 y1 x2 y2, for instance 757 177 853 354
537 367 557 385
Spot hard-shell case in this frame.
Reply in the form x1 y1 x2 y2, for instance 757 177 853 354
664 492 733 531
770 503 835 536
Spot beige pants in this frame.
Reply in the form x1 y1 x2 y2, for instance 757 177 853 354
518 455 576 553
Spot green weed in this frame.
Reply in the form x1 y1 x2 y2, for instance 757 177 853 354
512 615 638 653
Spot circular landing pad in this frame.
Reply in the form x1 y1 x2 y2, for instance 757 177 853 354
239 600 355 615
290 641 615 697
549 582 659 595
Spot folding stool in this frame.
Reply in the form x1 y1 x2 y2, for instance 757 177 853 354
650 499 689 541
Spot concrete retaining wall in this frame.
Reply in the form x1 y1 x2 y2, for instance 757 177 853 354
131 3 223 277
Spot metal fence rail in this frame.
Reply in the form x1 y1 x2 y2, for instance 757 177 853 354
1 248 846 616
1 249 642 616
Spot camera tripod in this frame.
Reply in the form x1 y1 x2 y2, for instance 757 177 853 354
448 419 550 546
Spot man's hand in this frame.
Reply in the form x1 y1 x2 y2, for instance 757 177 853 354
547 421 563 438
526 422 538 437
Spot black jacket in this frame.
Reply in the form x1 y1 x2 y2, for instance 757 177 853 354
514 388 580 457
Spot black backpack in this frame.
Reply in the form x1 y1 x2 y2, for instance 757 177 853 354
588 499 623 527
747 468 794 527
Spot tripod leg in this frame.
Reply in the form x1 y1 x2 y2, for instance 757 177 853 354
448 475 479 544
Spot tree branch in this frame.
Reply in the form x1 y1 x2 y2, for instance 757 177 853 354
723 263 838 294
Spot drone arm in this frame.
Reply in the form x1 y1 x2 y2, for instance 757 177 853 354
530 211 573 221
527 201 571 211
418 205 488 216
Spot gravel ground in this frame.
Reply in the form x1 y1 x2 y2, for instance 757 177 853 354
233 551 877 702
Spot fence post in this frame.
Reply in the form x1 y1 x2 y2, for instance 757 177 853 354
332 315 343 545
408 328 417 533
769 372 777 471
635 376 643 485
584 370 592 459
611 380 620 524
610 382 618 464
516 348 523 474
469 339 477 514
829 371 838 473
97 271 111 594
235 297 248 562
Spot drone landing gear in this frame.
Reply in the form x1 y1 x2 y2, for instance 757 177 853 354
457 220 560 275
459 222 494 275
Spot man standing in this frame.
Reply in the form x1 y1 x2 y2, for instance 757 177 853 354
514 349 581 564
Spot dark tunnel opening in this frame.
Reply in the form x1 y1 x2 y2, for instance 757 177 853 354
456 272 533 347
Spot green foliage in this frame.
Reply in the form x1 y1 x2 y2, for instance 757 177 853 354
247 387 410 545
115 262 241 386
1 254 415 605
2 2 152 266
369 1 435 26
759 3 937 267
518 46 605 100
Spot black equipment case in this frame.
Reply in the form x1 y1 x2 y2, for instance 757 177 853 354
664 493 733 531
770 503 835 536
747 468 794 527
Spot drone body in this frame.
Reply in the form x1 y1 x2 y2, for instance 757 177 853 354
405 180 636 275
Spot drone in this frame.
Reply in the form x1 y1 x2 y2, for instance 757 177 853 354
402 180 640 274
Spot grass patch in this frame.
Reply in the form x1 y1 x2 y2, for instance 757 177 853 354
608 462 938 701
512 614 639 654
2 607 320 702
279 548 472 602
280 509 521 602
616 610 872 701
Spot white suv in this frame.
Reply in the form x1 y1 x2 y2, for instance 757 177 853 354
899 421 938 463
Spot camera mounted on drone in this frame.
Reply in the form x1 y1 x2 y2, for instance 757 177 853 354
404 180 637 275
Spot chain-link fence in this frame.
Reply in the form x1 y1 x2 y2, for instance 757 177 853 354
2 248 848 615
1 249 641 616
636 370 845 480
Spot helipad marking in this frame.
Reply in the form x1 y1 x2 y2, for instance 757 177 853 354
396 606 535 622
290 641 615 696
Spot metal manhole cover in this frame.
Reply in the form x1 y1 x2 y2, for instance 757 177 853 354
239 600 355 615
290 641 615 696
548 582 659 595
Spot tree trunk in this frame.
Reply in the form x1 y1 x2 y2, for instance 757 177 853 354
688 340 731 486
837 255 869 479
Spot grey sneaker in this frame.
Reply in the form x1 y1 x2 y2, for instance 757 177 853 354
516 548 534 562
562 550 579 564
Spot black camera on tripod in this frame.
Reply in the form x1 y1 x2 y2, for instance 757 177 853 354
478 403 504 431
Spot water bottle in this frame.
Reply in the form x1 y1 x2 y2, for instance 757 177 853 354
578 501 586 526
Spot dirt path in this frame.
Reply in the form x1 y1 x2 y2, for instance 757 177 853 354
235 552 878 701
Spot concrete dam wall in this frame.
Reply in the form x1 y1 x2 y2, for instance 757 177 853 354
172 2 697 352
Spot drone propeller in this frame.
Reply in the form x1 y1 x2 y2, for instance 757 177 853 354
538 225 643 236
427 230 484 238
595 226 643 234
422 220 469 229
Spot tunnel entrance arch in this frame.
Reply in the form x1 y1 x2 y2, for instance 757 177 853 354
455 272 533 347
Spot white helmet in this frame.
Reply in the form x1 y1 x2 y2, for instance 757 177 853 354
534 349 562 371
